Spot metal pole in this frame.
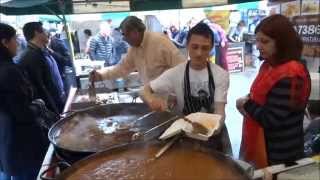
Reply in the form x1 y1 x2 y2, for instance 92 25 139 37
58 1 77 89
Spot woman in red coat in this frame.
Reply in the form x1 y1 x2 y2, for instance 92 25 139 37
236 14 311 168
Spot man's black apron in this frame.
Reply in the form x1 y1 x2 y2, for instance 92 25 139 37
182 61 232 155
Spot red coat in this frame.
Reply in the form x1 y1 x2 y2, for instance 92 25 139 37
241 60 311 168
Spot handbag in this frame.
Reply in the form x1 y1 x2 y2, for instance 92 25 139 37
29 99 60 130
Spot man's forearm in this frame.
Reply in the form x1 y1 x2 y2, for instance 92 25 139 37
140 84 154 104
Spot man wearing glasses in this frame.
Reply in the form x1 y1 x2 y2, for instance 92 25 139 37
19 22 65 113
90 16 186 84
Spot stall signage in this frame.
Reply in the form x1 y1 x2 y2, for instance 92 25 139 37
182 0 227 8
226 46 244 73
291 15 320 45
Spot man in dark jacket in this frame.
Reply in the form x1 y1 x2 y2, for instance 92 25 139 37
19 22 66 113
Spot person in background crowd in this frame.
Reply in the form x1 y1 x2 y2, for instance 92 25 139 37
172 25 188 49
12 28 27 64
228 20 246 42
83 29 93 54
89 16 185 84
204 19 229 71
0 23 48 180
248 15 261 33
141 22 231 154
110 27 129 65
59 25 75 54
48 31 73 94
106 18 114 29
19 22 66 113
49 31 71 63
236 14 311 168
169 25 179 40
172 18 197 49
88 21 113 67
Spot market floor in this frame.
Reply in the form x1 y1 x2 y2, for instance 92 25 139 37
225 66 260 158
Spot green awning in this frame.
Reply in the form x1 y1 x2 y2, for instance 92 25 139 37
0 0 72 15
0 0 261 15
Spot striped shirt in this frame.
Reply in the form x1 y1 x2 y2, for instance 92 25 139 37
88 34 113 65
244 77 306 165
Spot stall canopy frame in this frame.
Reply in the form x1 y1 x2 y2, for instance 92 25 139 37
0 0 260 16
0 0 259 80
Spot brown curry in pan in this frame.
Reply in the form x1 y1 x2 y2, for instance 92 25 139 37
57 138 249 180
49 103 175 153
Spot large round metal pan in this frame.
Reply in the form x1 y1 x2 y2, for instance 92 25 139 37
56 138 250 180
48 103 176 163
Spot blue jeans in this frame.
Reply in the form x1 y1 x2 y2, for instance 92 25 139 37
0 169 38 180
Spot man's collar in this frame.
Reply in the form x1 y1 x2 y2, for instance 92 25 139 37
28 42 40 50
28 40 44 50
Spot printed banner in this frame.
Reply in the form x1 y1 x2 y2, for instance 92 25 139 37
226 46 244 72
281 0 300 17
292 15 320 45
204 10 230 31
291 14 320 57
301 0 320 16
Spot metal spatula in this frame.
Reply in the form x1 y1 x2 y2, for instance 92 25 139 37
131 115 179 141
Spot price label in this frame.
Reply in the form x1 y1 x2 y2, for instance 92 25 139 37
294 25 320 35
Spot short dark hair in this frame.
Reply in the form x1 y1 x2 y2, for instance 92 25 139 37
238 20 246 27
84 29 92 36
255 14 303 64
186 22 214 47
23 22 44 41
0 23 16 59
120 16 146 33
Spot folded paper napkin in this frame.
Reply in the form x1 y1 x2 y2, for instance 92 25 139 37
159 112 222 141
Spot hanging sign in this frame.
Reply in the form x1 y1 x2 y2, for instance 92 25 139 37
291 14 320 58
226 45 244 73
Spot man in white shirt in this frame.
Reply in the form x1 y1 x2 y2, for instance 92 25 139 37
141 22 231 154
89 16 185 84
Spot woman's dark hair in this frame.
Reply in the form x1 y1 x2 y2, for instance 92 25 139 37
186 22 214 47
23 22 44 41
255 14 303 64
84 29 92 36
0 23 16 59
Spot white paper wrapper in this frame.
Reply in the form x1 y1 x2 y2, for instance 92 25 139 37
159 112 222 141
